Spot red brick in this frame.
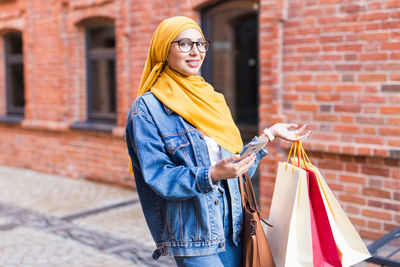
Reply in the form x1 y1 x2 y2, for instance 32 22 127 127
383 203 400 211
390 53 400 60
380 63 400 71
334 105 361 113
357 95 386 103
363 126 377 134
362 188 391 199
367 220 382 230
335 64 362 71
359 229 384 240
360 32 390 41
364 106 378 113
386 0 400 8
339 195 366 205
358 74 387 82
359 53 388 61
295 85 318 91
315 94 340 102
393 11 400 18
362 209 392 220
346 205 359 214
318 16 343 24
339 174 366 185
340 3 365 13
313 114 338 121
390 74 400 81
343 92 359 101
294 104 318 111
334 124 360 133
384 223 398 232
381 42 400 50
285 37 317 45
340 115 353 123
370 2 382 10
335 84 362 91
336 44 362 51
361 166 390 177
380 106 400 114
368 200 383 208
382 21 400 29
320 36 343 43
355 136 384 145
298 27 321 35
365 23 380 31
360 12 389 21
349 217 365 227
316 74 340 82
345 163 359 172
379 127 400 136
381 84 400 92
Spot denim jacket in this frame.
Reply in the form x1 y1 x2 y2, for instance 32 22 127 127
125 92 268 259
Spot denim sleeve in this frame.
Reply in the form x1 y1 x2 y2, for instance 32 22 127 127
126 111 215 201
241 136 269 178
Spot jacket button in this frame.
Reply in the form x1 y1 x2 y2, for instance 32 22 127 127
214 200 219 205
219 243 224 248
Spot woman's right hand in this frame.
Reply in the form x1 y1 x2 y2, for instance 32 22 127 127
210 154 256 182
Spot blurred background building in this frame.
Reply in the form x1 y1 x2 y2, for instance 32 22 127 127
0 0 398 242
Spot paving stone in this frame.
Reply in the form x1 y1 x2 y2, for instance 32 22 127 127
0 227 141 267
0 165 176 266
73 203 154 248
0 165 134 217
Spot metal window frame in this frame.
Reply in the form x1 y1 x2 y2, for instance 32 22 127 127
85 25 116 125
4 32 24 117
366 227 400 267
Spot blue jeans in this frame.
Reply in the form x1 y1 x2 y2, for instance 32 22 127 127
174 182 242 267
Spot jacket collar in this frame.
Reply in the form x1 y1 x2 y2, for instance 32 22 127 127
163 104 174 115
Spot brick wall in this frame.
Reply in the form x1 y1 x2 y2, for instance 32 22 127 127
0 0 398 241
258 0 400 240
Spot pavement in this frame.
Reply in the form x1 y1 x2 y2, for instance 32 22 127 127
0 165 376 267
0 165 175 267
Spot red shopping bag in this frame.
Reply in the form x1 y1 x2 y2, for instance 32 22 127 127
306 169 342 267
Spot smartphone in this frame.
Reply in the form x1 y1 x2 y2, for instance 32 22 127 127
235 138 266 162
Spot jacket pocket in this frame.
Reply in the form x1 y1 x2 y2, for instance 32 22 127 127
163 134 189 155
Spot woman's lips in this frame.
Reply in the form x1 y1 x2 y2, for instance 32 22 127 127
186 60 200 68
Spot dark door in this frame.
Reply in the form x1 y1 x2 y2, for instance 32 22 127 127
234 14 258 127
234 14 260 201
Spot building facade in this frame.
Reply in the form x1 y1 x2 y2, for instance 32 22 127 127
0 0 399 241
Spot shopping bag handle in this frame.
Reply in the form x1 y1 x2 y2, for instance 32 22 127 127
285 141 312 171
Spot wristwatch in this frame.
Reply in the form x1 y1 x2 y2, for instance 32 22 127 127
263 128 275 142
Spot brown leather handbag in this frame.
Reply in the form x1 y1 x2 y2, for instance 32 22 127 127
239 172 276 267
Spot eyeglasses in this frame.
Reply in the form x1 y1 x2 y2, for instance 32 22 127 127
170 38 210 53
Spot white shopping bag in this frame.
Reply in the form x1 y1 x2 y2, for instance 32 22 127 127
267 162 313 267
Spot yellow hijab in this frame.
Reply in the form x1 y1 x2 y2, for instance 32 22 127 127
129 16 243 174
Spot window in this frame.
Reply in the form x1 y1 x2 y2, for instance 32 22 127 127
86 25 116 124
4 32 24 117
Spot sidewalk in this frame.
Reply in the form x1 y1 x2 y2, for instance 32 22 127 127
0 165 175 267
0 165 374 267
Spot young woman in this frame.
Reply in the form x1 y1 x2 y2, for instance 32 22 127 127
125 16 310 267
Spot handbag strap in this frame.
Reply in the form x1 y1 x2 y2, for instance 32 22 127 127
239 172 273 227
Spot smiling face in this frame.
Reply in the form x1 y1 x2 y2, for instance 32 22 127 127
167 28 206 76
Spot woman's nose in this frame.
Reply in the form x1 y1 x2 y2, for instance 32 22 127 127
189 45 200 55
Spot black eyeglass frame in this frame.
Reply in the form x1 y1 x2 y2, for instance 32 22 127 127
170 38 211 53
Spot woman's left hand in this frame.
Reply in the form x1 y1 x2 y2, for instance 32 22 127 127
268 123 311 142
